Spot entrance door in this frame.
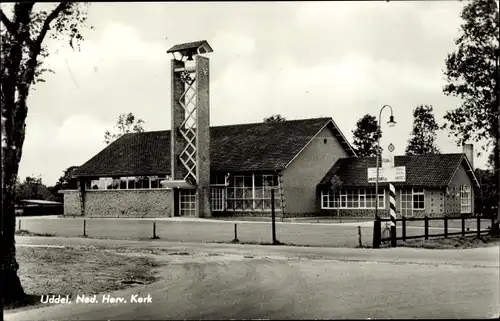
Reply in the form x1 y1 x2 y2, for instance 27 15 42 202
179 189 197 217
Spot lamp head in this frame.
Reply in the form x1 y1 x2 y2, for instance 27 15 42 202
387 115 396 127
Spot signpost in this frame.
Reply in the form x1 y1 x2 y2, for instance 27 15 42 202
367 166 406 183
369 165 406 248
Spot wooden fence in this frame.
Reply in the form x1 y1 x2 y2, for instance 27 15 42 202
372 215 495 248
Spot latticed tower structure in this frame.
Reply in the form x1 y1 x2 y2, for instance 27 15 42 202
163 40 213 217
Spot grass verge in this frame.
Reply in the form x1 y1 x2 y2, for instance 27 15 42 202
15 229 56 237
383 235 500 249
7 245 161 310
215 240 311 247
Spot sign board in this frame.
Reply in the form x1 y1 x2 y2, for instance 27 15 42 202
381 142 396 168
381 155 395 169
368 166 406 183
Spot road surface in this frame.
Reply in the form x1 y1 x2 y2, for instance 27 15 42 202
5 236 500 320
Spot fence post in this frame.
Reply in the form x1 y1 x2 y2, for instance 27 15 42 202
83 219 87 237
152 222 157 239
18 219 21 231
402 216 406 241
271 189 277 245
461 216 465 237
358 226 362 247
477 216 481 238
233 223 239 242
424 216 429 240
372 217 381 249
444 216 448 239
390 225 397 247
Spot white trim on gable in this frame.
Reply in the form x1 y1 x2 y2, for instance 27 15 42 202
447 155 480 189
330 118 358 158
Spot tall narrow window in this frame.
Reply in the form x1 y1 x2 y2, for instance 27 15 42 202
359 189 366 208
211 187 224 211
400 189 413 217
413 188 425 211
321 191 329 209
340 189 347 208
460 185 471 214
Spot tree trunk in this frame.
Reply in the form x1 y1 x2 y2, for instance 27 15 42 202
1 151 26 305
1 187 25 305
1 99 28 305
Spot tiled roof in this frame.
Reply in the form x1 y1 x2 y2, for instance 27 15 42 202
73 117 355 177
166 40 211 53
318 154 477 188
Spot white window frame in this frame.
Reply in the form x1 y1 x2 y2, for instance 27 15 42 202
400 188 413 217
412 187 425 211
359 188 366 208
225 173 281 212
460 185 471 214
88 175 171 191
320 188 385 210
400 187 425 217
179 189 196 216
210 187 225 211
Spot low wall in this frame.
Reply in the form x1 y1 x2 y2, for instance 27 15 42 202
320 208 463 218
62 191 81 216
61 189 172 218
214 211 328 218
321 209 387 218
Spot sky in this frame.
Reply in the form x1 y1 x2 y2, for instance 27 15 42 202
5 1 496 186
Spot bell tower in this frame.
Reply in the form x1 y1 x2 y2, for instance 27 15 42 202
163 40 213 218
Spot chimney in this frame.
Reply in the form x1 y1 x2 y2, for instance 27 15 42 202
463 144 474 169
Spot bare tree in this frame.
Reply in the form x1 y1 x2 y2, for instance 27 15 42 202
104 112 145 145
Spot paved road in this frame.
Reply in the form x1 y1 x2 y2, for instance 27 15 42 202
6 236 500 320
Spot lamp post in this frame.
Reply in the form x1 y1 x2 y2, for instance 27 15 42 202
375 105 397 219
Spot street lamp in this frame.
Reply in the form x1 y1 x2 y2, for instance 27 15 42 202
375 105 397 219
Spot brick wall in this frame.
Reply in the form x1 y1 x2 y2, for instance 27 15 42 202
321 208 383 218
62 191 82 216
61 190 172 217
213 211 330 218
196 55 212 218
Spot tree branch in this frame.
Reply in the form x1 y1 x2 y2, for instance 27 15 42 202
33 2 71 50
21 2 71 89
0 9 17 36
